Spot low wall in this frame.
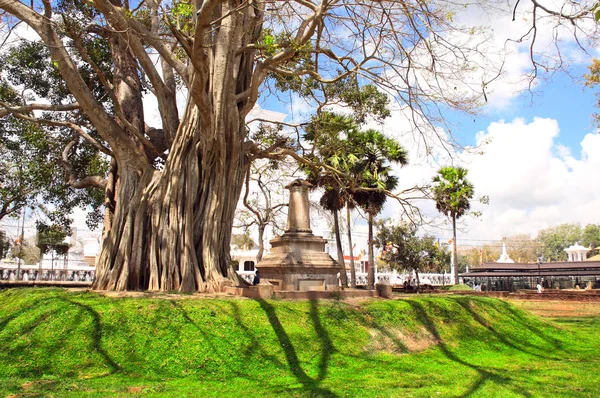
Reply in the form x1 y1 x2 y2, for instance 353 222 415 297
0 280 92 288
510 291 600 302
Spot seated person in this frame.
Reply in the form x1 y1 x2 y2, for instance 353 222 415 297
252 270 260 286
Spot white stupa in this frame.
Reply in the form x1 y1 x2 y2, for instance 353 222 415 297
496 242 514 263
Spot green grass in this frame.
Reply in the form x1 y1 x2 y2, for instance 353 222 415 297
437 283 474 291
0 288 598 397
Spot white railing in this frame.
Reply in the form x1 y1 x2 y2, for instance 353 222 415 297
0 264 95 282
348 271 452 286
1 264 451 288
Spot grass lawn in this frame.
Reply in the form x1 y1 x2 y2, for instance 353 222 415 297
0 288 598 397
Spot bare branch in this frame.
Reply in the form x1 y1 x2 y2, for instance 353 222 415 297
0 102 80 118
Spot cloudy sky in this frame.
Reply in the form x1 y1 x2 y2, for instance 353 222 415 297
257 1 600 248
4 1 599 252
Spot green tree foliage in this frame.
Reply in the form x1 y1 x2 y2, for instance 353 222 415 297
36 223 70 255
581 224 600 254
375 219 443 287
303 112 360 288
535 223 582 261
535 223 600 261
432 166 474 283
0 42 108 228
231 232 256 251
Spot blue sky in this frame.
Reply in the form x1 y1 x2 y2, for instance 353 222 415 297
463 67 598 152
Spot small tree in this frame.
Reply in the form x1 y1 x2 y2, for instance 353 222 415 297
303 112 361 288
375 219 439 288
432 166 474 284
236 154 291 262
36 223 69 280
431 244 451 285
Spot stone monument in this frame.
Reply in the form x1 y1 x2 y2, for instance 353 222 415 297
257 179 340 291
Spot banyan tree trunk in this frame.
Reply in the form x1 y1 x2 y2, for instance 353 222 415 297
93 103 247 292
92 0 263 293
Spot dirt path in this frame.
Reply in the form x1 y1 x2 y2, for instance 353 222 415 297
509 299 600 317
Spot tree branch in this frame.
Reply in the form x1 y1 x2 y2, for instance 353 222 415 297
61 136 107 190
0 102 80 118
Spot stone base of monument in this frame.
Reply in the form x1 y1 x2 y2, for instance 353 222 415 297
376 282 393 298
223 286 378 299
256 233 340 291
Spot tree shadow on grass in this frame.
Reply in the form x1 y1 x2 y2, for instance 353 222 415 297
59 298 121 374
256 298 338 397
399 299 531 398
0 296 120 385
226 301 286 370
495 300 565 349
453 297 563 359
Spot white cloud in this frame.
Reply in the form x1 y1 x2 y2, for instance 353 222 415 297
442 118 600 241
365 108 600 246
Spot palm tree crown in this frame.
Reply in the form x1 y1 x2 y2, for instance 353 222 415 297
432 166 474 219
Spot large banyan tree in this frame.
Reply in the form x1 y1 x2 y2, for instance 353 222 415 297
0 0 595 291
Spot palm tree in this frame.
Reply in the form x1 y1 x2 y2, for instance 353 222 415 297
432 166 474 284
345 200 358 288
303 112 358 288
351 129 408 290
319 188 349 287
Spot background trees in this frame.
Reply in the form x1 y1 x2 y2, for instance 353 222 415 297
0 47 106 228
535 223 600 261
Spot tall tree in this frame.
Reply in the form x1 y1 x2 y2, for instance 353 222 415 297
303 112 361 288
0 0 515 291
432 166 474 284
352 130 408 290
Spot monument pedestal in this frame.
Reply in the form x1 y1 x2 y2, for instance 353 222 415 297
257 180 340 291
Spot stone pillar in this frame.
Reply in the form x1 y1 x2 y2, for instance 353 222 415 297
285 179 313 233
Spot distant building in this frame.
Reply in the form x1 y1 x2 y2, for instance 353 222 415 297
461 242 600 291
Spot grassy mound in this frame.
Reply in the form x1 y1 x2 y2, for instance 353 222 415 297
0 288 598 397
437 283 473 291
